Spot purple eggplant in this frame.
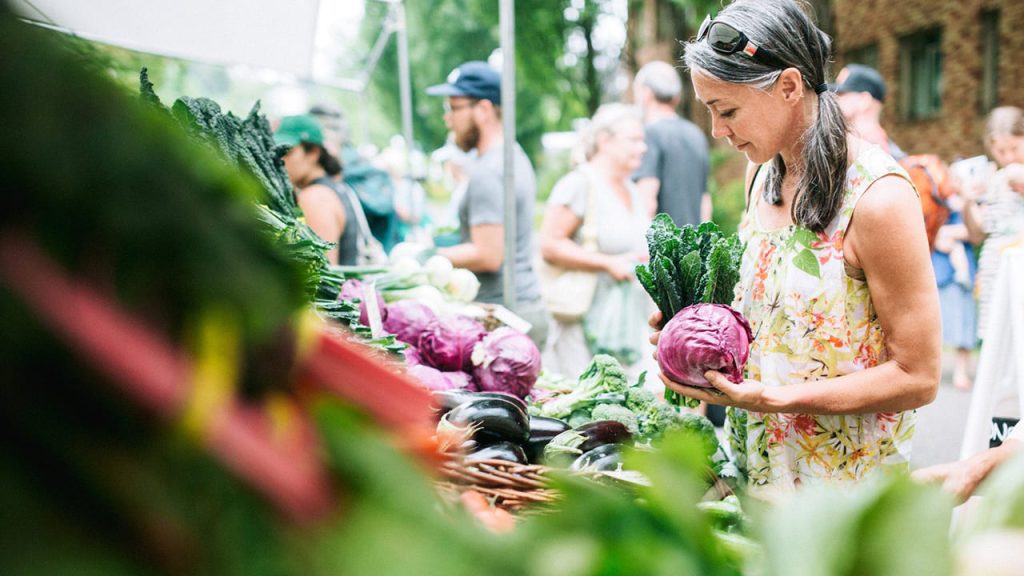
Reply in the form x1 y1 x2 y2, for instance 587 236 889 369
439 397 530 445
570 443 625 472
542 420 632 467
524 416 571 463
431 389 528 417
466 441 528 465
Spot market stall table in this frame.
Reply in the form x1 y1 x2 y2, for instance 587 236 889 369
960 242 1024 459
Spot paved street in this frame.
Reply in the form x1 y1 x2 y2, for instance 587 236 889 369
911 349 1020 469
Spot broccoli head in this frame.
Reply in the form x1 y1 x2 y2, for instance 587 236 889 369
673 413 720 464
590 404 639 434
567 408 593 429
625 387 656 412
638 401 684 440
540 354 630 418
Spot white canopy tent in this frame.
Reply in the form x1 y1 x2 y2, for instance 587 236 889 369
15 0 521 311
13 0 322 77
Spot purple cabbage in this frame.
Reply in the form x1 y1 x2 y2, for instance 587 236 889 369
471 327 542 399
403 345 423 366
408 364 473 391
383 300 437 346
657 303 752 388
418 315 486 372
339 279 388 327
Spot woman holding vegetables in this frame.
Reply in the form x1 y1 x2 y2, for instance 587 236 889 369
653 0 940 494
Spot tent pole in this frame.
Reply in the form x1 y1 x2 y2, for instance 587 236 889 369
395 1 414 180
499 0 516 311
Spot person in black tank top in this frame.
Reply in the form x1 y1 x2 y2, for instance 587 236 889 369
275 115 358 265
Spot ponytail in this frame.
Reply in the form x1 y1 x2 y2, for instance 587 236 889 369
791 89 848 232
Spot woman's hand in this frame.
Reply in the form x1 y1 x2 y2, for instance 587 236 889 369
658 370 770 412
648 311 663 349
604 255 636 282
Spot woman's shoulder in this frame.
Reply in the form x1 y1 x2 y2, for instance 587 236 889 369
299 182 344 210
549 167 590 202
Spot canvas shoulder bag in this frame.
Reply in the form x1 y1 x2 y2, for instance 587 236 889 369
538 170 600 322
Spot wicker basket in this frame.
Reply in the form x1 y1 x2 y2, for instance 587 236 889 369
438 457 559 512
438 456 733 513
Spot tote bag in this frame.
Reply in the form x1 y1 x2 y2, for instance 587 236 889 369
538 172 599 322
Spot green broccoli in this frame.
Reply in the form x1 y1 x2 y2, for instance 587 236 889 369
638 401 684 440
590 404 639 434
625 387 656 413
567 408 593 429
540 355 630 419
673 413 720 465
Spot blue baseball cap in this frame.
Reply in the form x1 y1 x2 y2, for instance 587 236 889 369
426 61 501 106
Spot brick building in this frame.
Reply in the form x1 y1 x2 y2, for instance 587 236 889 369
832 0 1024 160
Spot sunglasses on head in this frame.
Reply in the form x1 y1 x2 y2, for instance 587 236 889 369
697 15 788 70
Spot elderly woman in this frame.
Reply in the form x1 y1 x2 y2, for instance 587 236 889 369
653 0 940 493
540 103 652 378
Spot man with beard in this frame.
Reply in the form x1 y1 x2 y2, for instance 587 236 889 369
427 61 547 346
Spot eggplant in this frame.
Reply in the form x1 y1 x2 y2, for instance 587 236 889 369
469 391 528 413
441 397 530 445
543 420 632 467
466 441 528 465
524 416 571 463
570 443 625 472
431 389 528 417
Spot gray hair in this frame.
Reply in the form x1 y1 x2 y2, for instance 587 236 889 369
683 0 847 233
635 61 683 104
581 103 643 161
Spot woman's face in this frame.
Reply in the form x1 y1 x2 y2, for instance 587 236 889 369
988 134 1024 168
597 119 647 172
282 145 318 186
691 68 805 164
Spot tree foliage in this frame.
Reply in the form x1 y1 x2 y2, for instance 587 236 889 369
357 0 621 158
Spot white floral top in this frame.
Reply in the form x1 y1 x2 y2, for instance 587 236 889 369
728 146 916 493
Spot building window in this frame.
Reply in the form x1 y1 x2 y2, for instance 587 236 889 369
844 43 879 71
899 28 943 120
979 10 999 114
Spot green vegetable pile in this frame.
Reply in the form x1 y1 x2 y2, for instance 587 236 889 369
530 355 722 472
138 71 402 356
636 215 744 407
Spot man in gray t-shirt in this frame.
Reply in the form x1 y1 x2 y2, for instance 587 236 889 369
632 61 710 228
457 143 539 304
426 61 546 344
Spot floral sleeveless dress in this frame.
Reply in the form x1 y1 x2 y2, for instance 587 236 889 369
728 146 917 493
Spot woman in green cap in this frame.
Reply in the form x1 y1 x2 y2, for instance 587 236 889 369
276 114 359 265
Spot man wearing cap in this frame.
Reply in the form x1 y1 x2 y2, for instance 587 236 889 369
632 60 711 226
833 64 906 160
427 61 547 345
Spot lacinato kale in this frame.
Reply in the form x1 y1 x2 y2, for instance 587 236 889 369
636 214 743 325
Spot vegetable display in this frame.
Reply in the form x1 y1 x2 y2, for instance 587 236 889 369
657 303 753 388
383 299 437 346
339 278 388 328
471 327 542 399
418 315 487 372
